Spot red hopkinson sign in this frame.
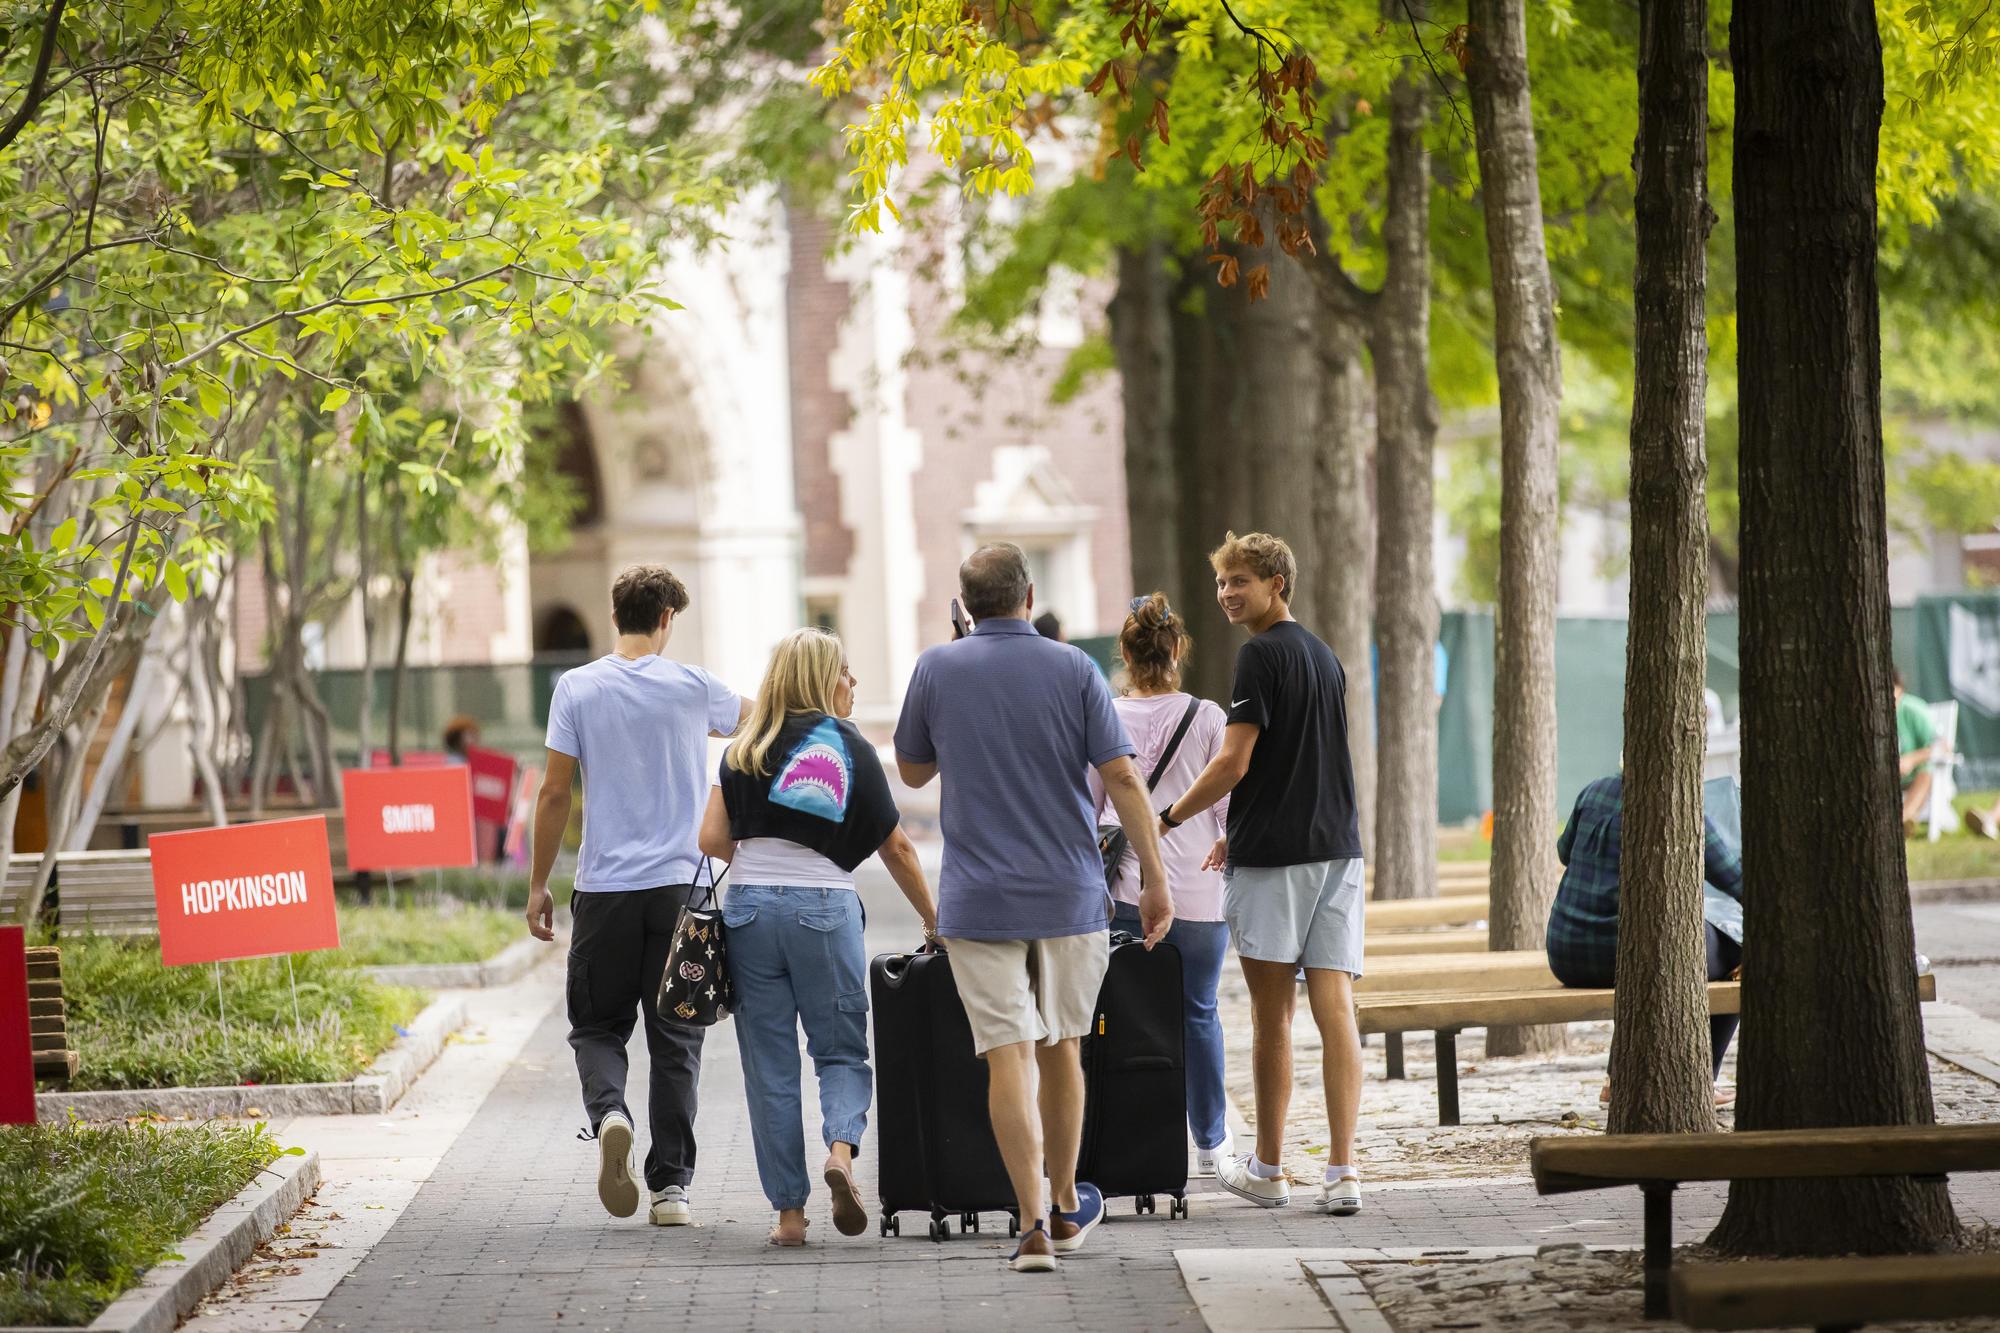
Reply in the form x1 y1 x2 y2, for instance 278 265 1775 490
463 746 518 825
149 817 341 967
1 926 32 1124
341 766 477 872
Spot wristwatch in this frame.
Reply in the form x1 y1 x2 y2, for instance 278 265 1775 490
1159 805 1182 829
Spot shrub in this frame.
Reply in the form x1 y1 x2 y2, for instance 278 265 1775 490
0 1120 283 1326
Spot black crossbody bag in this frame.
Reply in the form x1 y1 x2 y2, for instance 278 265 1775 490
1096 696 1202 895
657 857 732 1026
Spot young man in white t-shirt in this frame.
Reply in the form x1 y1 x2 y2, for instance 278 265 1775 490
527 565 747 1226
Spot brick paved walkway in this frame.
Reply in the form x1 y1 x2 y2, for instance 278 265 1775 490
301 888 2000 1332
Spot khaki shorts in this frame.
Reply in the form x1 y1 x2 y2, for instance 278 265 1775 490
944 932 1109 1056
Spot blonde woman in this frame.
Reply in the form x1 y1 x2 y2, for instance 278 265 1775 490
698 628 937 1247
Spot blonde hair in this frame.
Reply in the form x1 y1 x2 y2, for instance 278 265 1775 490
1120 593 1191 693
1209 530 1297 603
726 628 847 777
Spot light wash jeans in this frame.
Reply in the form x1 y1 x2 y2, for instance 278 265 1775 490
1113 904 1230 1151
722 884 872 1211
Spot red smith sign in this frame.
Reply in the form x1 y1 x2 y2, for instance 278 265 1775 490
341 766 477 872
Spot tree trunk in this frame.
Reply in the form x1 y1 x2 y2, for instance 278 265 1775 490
69 620 169 850
1317 310 1376 857
387 562 415 765
1607 0 1716 1136
1370 32 1439 900
1469 0 1566 1056
1111 240 1183 612
183 595 230 826
1172 278 1240 698
1238 232 1327 640
355 466 375 769
1708 0 1957 1254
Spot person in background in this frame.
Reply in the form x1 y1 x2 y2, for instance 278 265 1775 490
1088 593 1234 1175
895 542 1170 1274
443 715 480 761
526 563 750 1229
1895 670 1938 833
1545 770 1745 1102
1158 531 1367 1218
1034 611 1065 642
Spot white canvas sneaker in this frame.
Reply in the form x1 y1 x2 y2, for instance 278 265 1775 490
1316 1174 1362 1216
1215 1153 1290 1208
649 1186 691 1226
595 1112 639 1218
1194 1130 1234 1179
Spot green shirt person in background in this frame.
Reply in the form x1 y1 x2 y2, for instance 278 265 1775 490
1895 669 1938 831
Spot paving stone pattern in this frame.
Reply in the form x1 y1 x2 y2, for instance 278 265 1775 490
303 893 2000 1332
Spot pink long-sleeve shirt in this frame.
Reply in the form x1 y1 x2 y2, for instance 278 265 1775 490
1089 691 1230 922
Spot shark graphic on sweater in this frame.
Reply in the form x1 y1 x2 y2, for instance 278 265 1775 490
769 718 851 822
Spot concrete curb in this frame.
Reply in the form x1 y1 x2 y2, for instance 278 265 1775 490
36 995 467 1121
83 1149 321 1333
364 934 558 990
1911 877 2000 905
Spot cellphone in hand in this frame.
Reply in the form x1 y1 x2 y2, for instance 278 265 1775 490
950 597 969 640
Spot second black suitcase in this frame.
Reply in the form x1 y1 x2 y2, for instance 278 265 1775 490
870 947 1019 1240
1078 934 1190 1217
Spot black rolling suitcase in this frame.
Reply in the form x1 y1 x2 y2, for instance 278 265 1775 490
870 946 1021 1241
1078 933 1190 1218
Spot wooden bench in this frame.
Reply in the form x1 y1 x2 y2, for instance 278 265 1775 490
1357 949 1555 996
1532 1121 2000 1319
1366 894 1489 931
1364 929 1487 957
27 944 79 1082
53 850 157 936
1672 1252 2000 1330
1361 974 1940 1127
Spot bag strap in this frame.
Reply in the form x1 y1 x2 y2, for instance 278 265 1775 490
693 855 730 908
1146 696 1204 792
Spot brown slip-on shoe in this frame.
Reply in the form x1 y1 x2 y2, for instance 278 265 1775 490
823 1163 868 1237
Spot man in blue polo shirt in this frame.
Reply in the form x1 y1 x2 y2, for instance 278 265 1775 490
895 543 1171 1274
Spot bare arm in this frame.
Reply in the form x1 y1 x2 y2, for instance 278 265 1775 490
876 825 938 936
526 749 577 942
1099 755 1172 948
897 754 939 788
710 695 753 739
697 786 733 862
1163 722 1258 829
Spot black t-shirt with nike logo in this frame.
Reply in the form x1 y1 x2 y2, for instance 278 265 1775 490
1224 620 1362 867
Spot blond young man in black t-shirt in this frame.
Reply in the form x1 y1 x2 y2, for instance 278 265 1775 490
1157 531 1366 1217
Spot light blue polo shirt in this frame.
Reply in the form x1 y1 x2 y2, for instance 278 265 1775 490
894 617 1135 940
546 654 740 891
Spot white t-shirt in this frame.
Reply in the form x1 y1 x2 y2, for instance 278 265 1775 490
545 654 740 891
727 837 854 891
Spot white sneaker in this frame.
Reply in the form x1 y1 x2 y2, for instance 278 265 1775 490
649 1186 690 1226
595 1112 639 1218
1215 1153 1290 1208
1317 1174 1362 1216
1194 1131 1234 1178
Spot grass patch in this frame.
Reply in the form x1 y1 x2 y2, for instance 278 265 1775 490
338 901 521 966
50 935 423 1093
338 869 572 913
0 1120 284 1326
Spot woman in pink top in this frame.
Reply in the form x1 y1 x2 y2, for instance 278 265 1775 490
1090 594 1233 1172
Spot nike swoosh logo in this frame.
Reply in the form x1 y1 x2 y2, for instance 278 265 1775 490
1232 700 1250 709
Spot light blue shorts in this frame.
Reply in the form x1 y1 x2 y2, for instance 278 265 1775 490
1223 859 1365 977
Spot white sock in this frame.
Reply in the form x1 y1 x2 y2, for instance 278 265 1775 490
1325 1164 1359 1183
1249 1155 1284 1180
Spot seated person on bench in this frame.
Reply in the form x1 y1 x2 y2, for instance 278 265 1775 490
1545 773 1745 1099
1893 670 1937 834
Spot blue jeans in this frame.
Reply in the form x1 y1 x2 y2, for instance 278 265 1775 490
1114 905 1230 1151
723 885 872 1211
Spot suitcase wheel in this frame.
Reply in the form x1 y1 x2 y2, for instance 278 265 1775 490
1170 1195 1189 1219
1136 1194 1155 1215
928 1216 950 1242
960 1211 980 1233
1008 1211 1020 1237
880 1214 900 1237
